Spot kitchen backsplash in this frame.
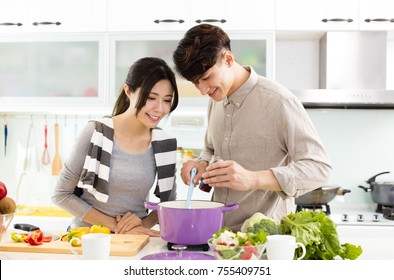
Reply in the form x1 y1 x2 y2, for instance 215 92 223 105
307 108 394 206
2 107 394 215
0 114 102 213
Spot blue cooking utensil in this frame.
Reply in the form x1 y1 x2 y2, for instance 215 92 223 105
4 123 7 156
185 167 197 209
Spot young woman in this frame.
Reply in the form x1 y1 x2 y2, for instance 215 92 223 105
52 57 179 236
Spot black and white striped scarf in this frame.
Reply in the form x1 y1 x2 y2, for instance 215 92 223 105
75 117 177 203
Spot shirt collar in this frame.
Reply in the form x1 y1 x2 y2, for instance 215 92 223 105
224 66 258 108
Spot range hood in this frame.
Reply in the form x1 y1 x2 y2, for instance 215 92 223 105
292 31 394 109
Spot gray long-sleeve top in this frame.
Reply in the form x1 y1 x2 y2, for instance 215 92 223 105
52 121 176 229
199 67 332 231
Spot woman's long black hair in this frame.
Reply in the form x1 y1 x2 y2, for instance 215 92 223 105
112 57 179 116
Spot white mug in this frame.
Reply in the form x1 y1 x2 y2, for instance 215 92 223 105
266 235 306 260
68 233 111 260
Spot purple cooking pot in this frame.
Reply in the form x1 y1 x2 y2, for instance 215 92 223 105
145 200 238 245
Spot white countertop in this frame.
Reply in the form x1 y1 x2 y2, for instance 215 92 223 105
1 225 394 260
2 213 394 260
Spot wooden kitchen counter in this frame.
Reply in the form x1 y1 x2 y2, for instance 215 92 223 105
0 236 171 260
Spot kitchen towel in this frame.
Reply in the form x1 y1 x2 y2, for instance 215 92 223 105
75 116 176 202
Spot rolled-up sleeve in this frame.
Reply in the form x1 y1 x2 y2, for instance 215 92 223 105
270 96 332 198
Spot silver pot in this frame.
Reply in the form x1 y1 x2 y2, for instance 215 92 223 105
295 185 351 206
359 171 394 206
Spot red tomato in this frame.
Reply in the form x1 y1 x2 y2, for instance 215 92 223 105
240 251 253 260
0 181 7 200
244 243 256 254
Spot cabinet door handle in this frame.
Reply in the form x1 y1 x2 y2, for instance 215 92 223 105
32 22 61 26
154 19 185 24
364 18 394 23
0 22 23 26
195 19 227 24
322 18 353 23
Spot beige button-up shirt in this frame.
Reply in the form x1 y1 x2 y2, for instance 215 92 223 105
199 67 332 231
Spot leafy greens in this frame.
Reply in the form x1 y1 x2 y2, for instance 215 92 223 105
280 211 363 260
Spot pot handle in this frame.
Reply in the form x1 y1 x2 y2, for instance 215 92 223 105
337 189 351 195
358 185 371 192
366 171 390 184
144 201 159 210
221 203 239 212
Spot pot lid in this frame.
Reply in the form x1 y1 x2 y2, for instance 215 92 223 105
141 251 216 260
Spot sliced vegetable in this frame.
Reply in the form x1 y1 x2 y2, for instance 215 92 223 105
240 251 253 260
243 242 256 254
209 228 267 260
42 235 52 242
10 232 28 243
25 229 44 246
67 227 90 247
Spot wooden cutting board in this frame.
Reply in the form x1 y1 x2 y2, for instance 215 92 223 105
0 234 149 256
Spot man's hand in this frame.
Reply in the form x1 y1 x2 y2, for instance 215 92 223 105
202 160 256 191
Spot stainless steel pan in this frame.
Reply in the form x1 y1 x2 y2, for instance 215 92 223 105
295 185 351 206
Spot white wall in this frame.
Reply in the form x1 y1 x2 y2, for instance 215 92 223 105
307 108 394 206
3 108 394 209
275 33 394 207
0 114 99 206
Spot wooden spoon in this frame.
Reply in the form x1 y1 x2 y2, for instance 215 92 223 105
51 121 62 176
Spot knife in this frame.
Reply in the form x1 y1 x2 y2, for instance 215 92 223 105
13 223 60 241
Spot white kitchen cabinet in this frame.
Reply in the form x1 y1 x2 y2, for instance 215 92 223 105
276 0 359 31
0 0 29 33
0 0 107 33
359 0 394 30
0 34 106 114
107 0 275 32
109 31 274 104
189 0 275 31
107 0 191 32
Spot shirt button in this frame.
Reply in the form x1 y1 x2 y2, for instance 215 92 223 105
227 114 231 117
225 137 228 141
236 102 240 106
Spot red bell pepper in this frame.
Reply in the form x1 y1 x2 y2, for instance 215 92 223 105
42 235 52 242
25 229 44 246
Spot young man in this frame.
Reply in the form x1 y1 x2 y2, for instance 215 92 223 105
173 24 332 231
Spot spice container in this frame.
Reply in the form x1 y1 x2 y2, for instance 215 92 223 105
199 155 222 193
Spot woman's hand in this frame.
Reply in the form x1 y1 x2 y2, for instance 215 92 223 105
114 212 143 234
124 226 161 237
